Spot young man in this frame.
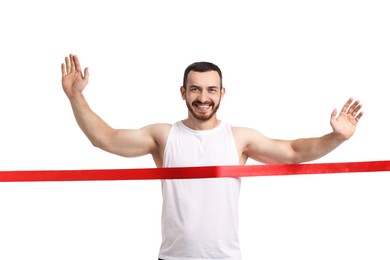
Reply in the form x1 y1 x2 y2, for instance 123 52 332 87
61 54 363 260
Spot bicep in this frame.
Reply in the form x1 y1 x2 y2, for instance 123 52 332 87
237 128 296 164
100 125 164 158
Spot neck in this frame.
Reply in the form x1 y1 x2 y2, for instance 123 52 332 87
182 116 220 130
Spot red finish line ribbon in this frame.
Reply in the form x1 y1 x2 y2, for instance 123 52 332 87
0 160 389 182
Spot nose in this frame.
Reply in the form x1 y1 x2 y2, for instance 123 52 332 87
197 90 208 103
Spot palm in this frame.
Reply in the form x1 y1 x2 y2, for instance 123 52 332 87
330 98 363 140
61 55 89 98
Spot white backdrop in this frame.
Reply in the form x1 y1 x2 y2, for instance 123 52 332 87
0 0 389 259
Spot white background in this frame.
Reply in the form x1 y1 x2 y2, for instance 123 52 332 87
0 0 389 259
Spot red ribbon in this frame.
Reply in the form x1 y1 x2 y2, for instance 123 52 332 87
0 160 389 182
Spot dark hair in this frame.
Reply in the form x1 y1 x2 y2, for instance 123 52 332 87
182 61 223 88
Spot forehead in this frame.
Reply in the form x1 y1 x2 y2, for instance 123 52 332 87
186 71 221 87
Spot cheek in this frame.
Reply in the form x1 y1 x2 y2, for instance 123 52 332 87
212 94 222 102
184 92 197 101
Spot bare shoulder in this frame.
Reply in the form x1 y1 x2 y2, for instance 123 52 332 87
144 123 172 142
142 123 172 167
231 126 268 164
144 123 172 131
231 126 271 153
231 126 260 151
232 126 294 164
232 126 266 144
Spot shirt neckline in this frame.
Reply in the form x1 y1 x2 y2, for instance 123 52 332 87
178 120 224 135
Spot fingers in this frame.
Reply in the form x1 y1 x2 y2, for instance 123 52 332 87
65 55 71 74
62 54 85 77
73 55 82 72
70 54 76 72
341 97 353 113
84 67 89 82
61 63 66 77
61 55 71 77
355 111 364 122
342 97 363 121
348 100 362 116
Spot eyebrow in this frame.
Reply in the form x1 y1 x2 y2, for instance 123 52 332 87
189 85 219 89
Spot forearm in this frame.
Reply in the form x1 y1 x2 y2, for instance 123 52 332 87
291 132 346 163
68 93 114 148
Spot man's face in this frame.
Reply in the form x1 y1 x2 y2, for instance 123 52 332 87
181 70 225 121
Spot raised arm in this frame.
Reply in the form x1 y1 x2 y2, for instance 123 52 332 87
61 54 169 165
234 98 363 165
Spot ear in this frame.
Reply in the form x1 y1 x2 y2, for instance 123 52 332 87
180 86 186 100
220 87 226 99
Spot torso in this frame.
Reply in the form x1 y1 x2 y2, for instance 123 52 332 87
158 120 242 259
151 123 248 167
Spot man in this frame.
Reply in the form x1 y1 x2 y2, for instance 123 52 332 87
61 54 363 260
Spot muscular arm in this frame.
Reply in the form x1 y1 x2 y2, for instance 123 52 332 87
61 54 169 163
68 93 158 157
235 129 342 164
235 98 363 164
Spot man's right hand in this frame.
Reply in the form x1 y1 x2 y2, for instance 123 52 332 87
61 54 89 99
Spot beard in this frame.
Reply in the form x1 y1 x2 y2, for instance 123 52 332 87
185 98 221 121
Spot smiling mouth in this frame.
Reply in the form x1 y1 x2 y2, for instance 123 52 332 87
193 103 212 111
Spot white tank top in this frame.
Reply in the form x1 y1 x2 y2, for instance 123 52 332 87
159 121 241 260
